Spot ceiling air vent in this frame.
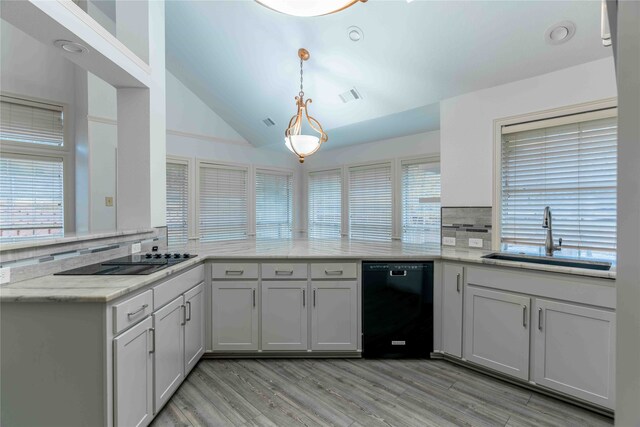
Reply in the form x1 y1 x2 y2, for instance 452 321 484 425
262 117 276 127
339 87 362 104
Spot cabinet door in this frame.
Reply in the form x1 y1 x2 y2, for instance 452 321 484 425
261 281 308 350
464 286 530 380
113 317 153 427
184 283 205 374
153 296 185 412
442 264 464 357
311 281 358 351
533 299 615 408
212 281 259 351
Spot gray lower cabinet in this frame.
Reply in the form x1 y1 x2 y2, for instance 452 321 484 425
184 283 205 374
533 298 616 408
261 281 308 350
153 296 185 412
212 281 259 351
311 280 358 351
442 264 464 357
464 285 531 380
113 317 154 427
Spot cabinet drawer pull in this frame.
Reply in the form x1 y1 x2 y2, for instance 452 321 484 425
225 270 244 276
186 301 192 321
252 289 256 307
275 270 294 276
538 307 543 330
456 273 461 293
149 328 155 353
127 304 148 318
302 289 306 307
325 270 343 276
182 305 187 325
522 305 528 328
313 289 316 307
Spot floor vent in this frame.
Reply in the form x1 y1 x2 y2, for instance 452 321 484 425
262 117 276 127
339 87 363 103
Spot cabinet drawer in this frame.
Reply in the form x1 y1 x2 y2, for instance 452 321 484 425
154 265 204 310
262 263 308 280
212 263 259 279
113 290 153 334
311 262 357 279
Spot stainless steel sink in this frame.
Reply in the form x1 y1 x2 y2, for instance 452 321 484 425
482 253 612 271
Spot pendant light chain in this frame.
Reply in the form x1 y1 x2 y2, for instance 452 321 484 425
299 57 304 98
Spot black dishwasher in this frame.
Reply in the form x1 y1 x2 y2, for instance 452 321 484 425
362 262 433 358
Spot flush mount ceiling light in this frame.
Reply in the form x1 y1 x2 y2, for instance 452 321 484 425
256 0 367 17
53 40 88 54
544 21 576 45
284 48 328 164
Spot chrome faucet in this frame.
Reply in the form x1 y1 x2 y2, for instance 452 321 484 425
542 206 562 256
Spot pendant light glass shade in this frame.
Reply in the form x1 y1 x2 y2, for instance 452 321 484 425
256 0 366 17
284 135 320 156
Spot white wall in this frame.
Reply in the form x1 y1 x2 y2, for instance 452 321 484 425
440 57 617 207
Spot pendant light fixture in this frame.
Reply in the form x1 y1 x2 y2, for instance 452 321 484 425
284 48 327 164
256 0 367 17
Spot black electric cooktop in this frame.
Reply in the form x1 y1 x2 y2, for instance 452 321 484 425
55 253 196 275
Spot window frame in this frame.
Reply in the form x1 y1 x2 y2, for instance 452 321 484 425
166 155 194 244
492 97 618 251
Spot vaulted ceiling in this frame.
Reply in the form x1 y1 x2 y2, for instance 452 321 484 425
165 0 612 149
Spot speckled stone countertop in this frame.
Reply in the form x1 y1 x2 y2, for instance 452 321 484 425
0 239 615 303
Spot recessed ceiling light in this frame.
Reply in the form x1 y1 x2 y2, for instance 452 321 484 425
348 26 363 42
53 40 88 54
544 21 576 45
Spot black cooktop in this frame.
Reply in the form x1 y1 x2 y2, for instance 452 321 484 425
55 253 196 275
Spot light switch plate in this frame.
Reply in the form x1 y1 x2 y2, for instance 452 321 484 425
131 243 141 254
0 267 11 284
443 237 456 246
469 238 483 248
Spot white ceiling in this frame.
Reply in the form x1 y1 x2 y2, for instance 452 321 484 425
165 0 612 149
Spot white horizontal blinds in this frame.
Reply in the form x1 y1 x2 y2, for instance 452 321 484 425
308 169 342 239
256 170 293 239
402 160 441 244
501 110 617 252
199 164 248 242
348 163 392 241
166 161 189 246
0 97 64 147
0 155 64 242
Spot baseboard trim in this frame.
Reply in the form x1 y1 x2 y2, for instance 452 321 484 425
203 351 362 359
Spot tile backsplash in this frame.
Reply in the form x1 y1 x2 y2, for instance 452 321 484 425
441 207 493 250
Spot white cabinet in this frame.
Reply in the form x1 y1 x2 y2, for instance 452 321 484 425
153 296 185 412
113 317 154 427
464 286 531 380
212 281 259 351
311 281 358 351
184 283 205 374
442 264 464 357
533 299 616 409
261 281 308 350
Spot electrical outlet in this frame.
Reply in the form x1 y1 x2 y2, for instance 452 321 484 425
131 243 141 254
469 238 483 248
0 267 11 285
442 237 456 246
105 196 114 207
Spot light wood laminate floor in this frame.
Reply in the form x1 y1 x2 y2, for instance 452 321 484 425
151 359 613 427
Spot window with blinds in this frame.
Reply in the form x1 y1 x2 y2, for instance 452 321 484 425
500 109 617 254
0 155 64 242
256 170 293 239
348 163 392 241
198 164 248 242
402 160 441 244
308 169 342 239
0 96 64 147
166 161 189 246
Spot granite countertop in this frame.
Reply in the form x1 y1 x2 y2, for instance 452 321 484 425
0 239 615 303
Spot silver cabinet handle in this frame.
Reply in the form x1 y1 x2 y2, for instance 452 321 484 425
182 304 187 326
276 270 294 276
302 289 306 307
149 328 155 354
252 289 256 307
456 273 461 293
313 289 316 307
538 308 543 330
225 270 244 276
127 304 148 318
186 301 192 321
325 270 343 276
522 305 528 327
